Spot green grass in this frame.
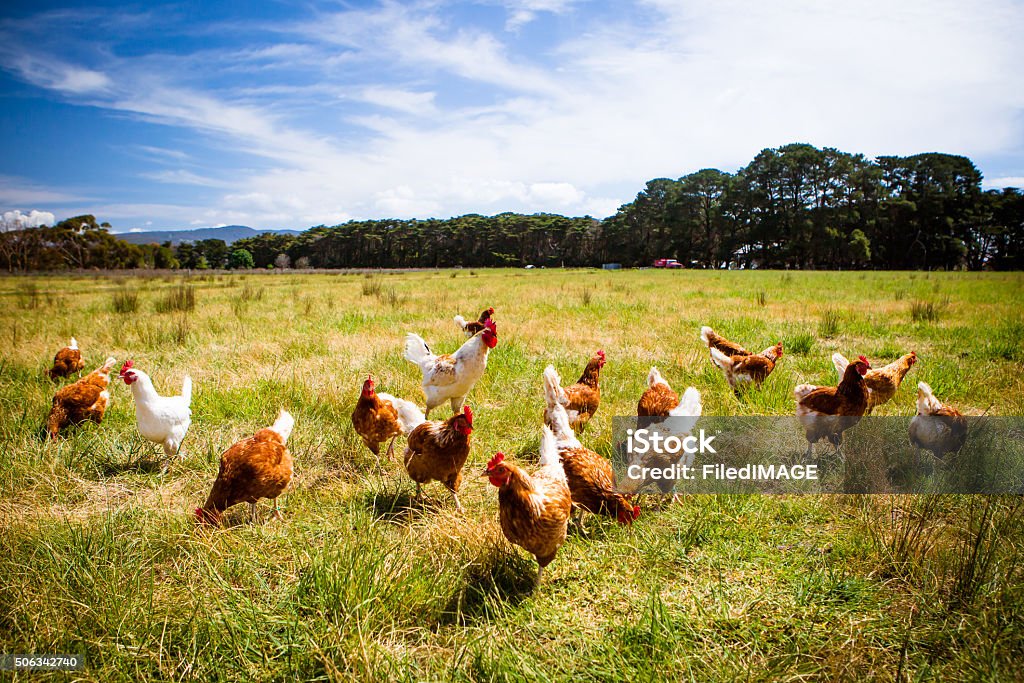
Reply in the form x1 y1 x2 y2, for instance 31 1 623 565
1 269 1023 681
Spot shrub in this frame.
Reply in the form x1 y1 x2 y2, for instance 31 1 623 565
15 282 41 310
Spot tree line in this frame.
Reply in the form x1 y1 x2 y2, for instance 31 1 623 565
2 143 1021 272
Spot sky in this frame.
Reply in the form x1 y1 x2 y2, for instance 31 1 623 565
1 0 1023 233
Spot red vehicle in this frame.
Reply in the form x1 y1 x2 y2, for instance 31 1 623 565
653 258 683 269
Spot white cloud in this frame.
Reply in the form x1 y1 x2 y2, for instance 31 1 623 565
1 209 55 230
357 87 437 115
984 176 1024 189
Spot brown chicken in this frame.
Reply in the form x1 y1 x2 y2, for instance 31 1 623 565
46 356 117 439
542 350 605 433
47 337 84 379
195 410 295 526
351 375 423 462
909 382 968 459
626 368 703 502
454 307 495 337
403 405 474 511
483 427 572 583
795 356 871 459
547 402 639 524
707 340 783 391
832 351 916 412
700 326 753 357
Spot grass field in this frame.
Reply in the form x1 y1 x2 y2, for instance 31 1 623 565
1 268 1023 681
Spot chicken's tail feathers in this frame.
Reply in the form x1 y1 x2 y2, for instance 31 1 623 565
647 366 666 389
537 426 567 482
393 397 426 434
69 337 78 349
671 387 702 418
700 326 714 347
794 383 817 401
832 352 850 378
916 381 943 415
548 403 581 449
709 347 732 370
181 375 192 406
453 314 468 331
271 409 295 444
543 365 567 407
403 333 433 369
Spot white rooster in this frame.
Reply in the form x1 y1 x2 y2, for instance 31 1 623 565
404 319 498 418
119 360 193 458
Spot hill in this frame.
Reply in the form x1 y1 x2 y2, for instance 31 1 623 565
115 225 302 246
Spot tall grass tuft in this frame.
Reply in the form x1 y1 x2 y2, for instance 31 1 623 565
111 287 139 314
786 331 816 355
818 308 841 338
910 299 943 323
155 283 196 313
755 291 767 307
15 282 41 310
361 277 384 297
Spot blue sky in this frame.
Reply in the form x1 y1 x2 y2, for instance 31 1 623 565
1 0 1023 232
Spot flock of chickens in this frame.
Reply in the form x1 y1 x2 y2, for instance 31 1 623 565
42 307 967 582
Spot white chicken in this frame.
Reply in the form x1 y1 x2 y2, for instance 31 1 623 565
119 360 193 458
403 319 498 418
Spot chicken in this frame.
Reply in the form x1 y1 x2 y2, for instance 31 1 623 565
46 356 117 439
909 382 968 459
700 326 753 357
404 319 498 418
454 307 495 337
547 401 640 525
351 375 424 463
47 337 84 379
795 355 871 460
402 405 474 511
708 342 783 392
832 351 916 413
625 367 703 502
541 351 605 433
483 427 572 583
195 409 295 526
119 360 192 458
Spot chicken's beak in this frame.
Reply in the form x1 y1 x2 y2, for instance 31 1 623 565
479 468 491 478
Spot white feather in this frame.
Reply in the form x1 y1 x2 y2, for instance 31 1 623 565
832 352 850 379
271 409 294 443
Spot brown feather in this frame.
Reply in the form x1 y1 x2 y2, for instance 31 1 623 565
48 346 84 379
351 393 401 455
404 414 472 492
199 428 293 525
46 360 114 438
496 462 572 569
558 445 634 522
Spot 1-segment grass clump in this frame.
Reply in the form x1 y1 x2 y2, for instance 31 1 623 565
1 268 1023 681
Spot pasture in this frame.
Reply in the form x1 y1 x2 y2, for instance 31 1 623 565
1 268 1023 681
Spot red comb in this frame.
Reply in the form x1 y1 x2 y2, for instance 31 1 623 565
463 405 473 424
487 452 505 470
858 355 868 364
484 319 497 333
119 360 133 374
488 307 495 314
597 349 605 358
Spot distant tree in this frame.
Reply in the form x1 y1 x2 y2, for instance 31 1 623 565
230 248 254 270
274 252 291 270
295 256 310 269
